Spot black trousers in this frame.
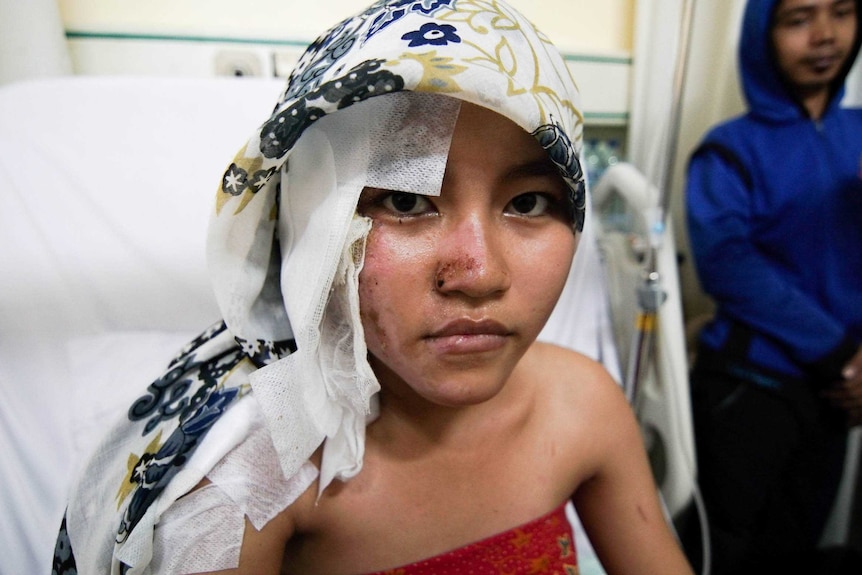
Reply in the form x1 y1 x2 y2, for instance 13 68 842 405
681 351 848 575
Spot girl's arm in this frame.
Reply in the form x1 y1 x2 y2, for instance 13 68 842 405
181 477 296 575
572 379 694 575
188 514 294 575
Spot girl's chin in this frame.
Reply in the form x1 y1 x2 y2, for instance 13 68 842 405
406 373 514 409
369 351 524 409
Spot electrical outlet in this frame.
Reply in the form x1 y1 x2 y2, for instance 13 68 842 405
214 50 263 77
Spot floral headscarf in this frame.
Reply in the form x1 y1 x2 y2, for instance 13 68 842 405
55 2 585 574
207 0 586 502
209 0 586 491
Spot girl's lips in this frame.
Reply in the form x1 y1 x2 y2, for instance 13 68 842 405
425 319 511 354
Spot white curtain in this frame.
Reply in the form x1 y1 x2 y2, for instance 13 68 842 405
846 54 862 105
0 0 72 85
628 0 746 322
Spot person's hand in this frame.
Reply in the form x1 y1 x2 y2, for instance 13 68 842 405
822 345 862 427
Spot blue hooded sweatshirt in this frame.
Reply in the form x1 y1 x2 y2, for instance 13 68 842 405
686 0 862 384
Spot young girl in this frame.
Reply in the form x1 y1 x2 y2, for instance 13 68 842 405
54 2 693 573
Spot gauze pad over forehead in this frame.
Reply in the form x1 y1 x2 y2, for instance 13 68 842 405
251 91 462 496
364 91 461 196
278 90 461 353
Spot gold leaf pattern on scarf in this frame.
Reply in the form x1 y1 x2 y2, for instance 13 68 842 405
436 0 582 130
390 51 467 93
437 0 517 33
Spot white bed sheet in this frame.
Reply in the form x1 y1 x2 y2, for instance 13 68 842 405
0 76 284 575
0 76 614 575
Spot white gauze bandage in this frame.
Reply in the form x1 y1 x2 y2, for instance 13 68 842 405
143 92 461 575
250 92 461 495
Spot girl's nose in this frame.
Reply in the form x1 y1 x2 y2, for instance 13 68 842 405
434 215 511 298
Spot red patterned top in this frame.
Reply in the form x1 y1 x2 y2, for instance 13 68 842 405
363 503 578 575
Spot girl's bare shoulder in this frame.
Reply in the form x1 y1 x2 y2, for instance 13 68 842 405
520 341 632 454
524 341 623 404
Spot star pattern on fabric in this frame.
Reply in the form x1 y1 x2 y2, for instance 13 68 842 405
528 554 551 573
251 169 275 189
509 528 533 549
558 533 574 558
362 505 577 574
116 431 163 508
222 163 248 196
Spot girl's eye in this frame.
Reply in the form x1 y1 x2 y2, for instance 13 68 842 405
382 192 434 216
506 192 554 217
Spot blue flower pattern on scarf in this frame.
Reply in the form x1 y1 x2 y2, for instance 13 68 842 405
259 59 405 160
533 121 587 232
127 322 243 434
401 22 461 47
222 0 585 233
278 0 452 107
364 0 457 40
117 384 241 545
281 17 363 103
52 321 255 574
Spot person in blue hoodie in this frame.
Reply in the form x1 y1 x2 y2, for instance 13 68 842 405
684 0 862 572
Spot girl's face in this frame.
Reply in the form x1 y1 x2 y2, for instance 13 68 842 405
772 0 858 94
357 102 577 408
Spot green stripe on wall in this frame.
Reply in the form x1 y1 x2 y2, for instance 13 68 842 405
584 112 629 122
564 53 631 65
65 30 311 48
65 30 632 64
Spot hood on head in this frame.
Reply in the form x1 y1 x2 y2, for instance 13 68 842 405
739 0 861 121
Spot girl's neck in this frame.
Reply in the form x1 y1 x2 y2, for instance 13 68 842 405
370 375 533 456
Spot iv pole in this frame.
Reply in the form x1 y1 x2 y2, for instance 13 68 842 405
624 0 697 403
620 6 715 572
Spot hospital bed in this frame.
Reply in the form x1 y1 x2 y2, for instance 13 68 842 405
0 76 283 575
0 76 625 575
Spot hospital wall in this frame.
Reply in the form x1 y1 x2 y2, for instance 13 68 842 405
54 0 634 129
58 0 633 53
